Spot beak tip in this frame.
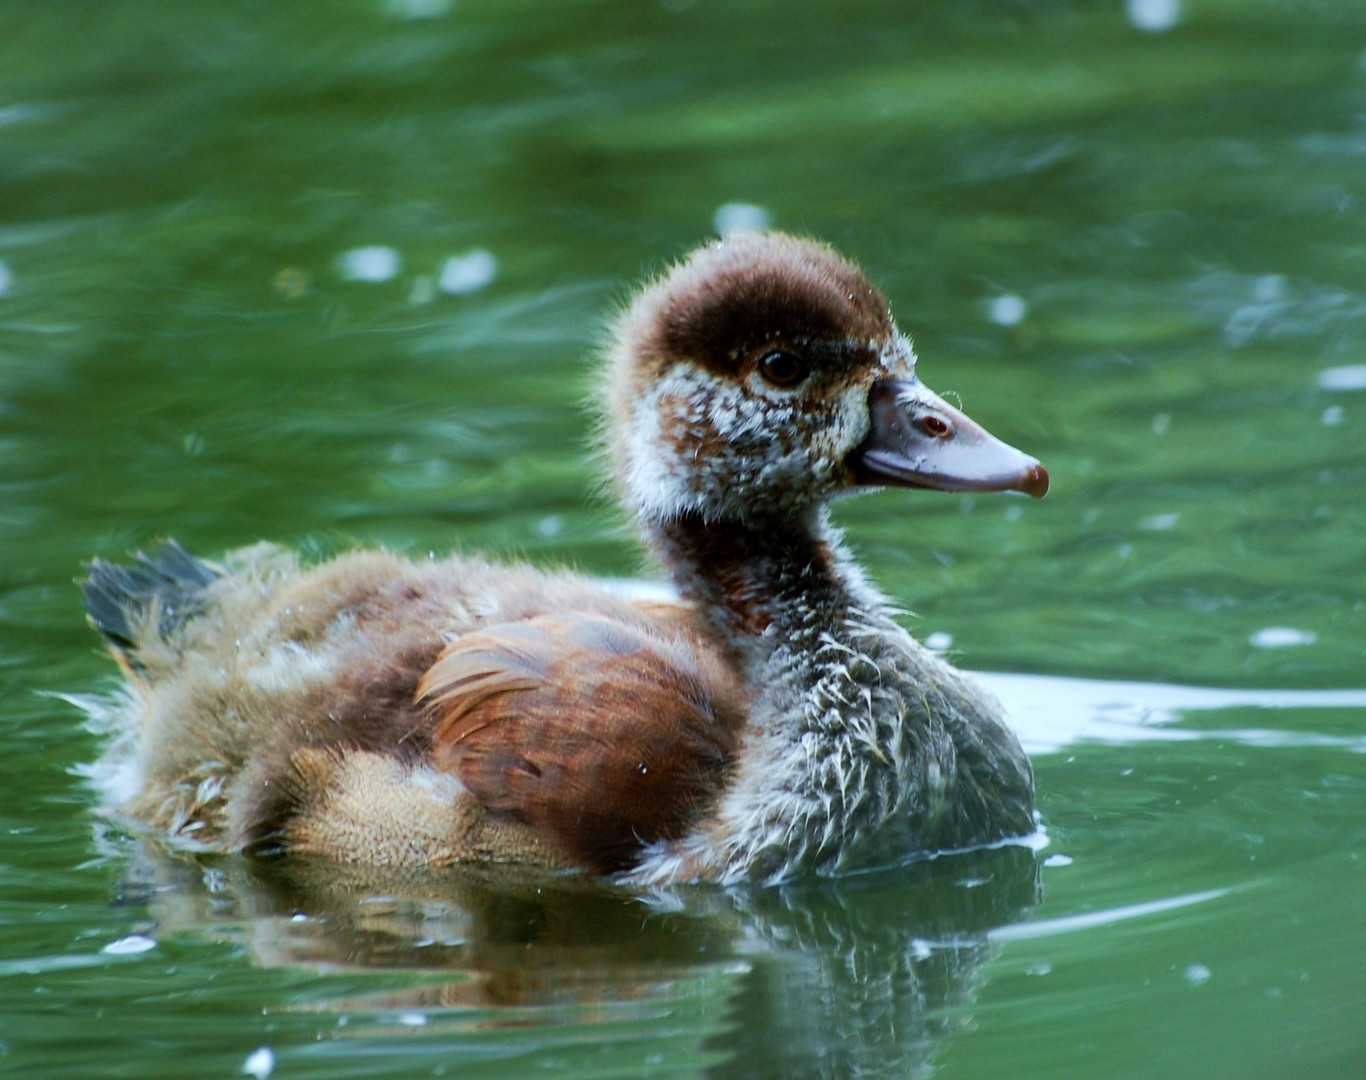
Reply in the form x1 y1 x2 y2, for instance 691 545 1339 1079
1022 463 1050 499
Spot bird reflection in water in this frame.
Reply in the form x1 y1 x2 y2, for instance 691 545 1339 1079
112 840 1040 1078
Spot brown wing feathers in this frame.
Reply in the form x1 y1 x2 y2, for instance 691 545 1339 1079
418 615 743 873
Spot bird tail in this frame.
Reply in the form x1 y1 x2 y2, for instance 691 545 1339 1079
82 540 221 671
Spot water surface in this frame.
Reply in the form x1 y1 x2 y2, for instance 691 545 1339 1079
2 1 1364 1077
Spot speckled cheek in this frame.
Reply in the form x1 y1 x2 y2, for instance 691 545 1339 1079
658 391 699 439
805 386 873 479
618 383 705 521
749 437 813 496
657 392 718 468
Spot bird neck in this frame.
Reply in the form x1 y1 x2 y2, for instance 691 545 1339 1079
632 508 1035 884
639 506 932 882
643 507 877 668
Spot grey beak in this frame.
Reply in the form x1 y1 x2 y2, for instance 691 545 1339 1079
850 379 1049 498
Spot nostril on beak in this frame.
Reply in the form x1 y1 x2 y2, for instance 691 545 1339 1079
919 415 951 438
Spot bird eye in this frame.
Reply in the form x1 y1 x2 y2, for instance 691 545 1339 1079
757 350 810 389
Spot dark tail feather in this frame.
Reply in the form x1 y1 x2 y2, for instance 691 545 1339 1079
83 540 221 660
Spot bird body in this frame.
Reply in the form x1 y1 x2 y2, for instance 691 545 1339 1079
84 232 1047 885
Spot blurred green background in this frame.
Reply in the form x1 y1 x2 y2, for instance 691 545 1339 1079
1 1 1363 1077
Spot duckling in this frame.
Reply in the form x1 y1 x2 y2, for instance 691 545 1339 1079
83 231 1048 886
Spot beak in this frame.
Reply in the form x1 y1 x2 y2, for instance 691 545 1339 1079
850 379 1049 498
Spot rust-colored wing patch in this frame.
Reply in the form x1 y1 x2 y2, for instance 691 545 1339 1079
417 614 743 874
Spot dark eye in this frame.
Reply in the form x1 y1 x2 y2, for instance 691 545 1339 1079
757 350 810 389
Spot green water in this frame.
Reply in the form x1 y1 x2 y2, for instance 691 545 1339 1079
3 0 1365 1076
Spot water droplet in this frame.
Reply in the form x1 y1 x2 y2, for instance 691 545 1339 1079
439 249 498 295
924 631 953 651
1127 0 1180 33
1139 513 1179 531
1250 626 1317 649
102 934 157 955
987 294 1027 326
1043 854 1073 868
1317 365 1366 391
243 1046 275 1079
1321 405 1343 426
714 202 771 235
338 246 401 283
1183 963 1212 987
